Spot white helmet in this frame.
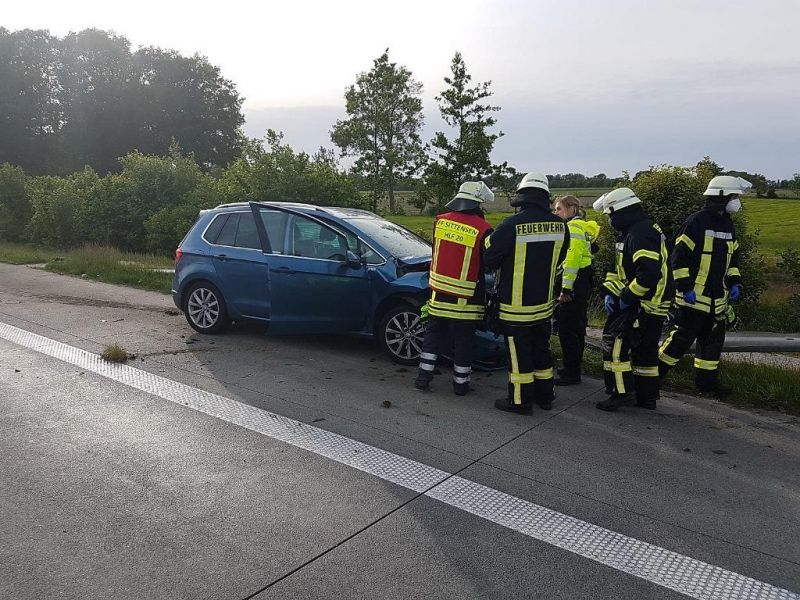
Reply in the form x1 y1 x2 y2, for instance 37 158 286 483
454 181 495 203
592 187 641 214
704 175 752 197
516 172 550 194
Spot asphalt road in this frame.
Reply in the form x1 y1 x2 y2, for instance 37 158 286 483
1 263 798 600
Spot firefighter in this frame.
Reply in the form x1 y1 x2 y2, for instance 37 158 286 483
553 195 600 386
414 181 495 395
483 173 570 414
657 176 750 398
593 188 672 411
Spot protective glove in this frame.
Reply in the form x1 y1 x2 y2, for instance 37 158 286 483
420 301 430 321
729 284 742 302
619 298 631 311
683 290 697 305
603 294 616 315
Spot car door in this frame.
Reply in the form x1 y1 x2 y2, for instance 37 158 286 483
253 205 371 334
210 211 271 320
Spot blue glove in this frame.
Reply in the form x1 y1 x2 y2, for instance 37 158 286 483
730 284 742 302
603 294 616 315
683 290 697 305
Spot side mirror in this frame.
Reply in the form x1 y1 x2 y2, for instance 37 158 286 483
345 249 362 268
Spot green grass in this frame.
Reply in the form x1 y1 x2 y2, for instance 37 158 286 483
741 197 799 256
550 187 612 198
44 245 174 294
100 343 131 363
0 242 61 264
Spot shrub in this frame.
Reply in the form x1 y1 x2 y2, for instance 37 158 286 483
0 163 31 242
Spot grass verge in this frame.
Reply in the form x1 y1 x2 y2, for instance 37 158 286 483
0 242 61 264
43 246 174 294
561 342 800 416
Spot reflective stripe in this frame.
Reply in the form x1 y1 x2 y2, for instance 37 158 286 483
603 361 633 373
460 246 473 280
420 353 437 361
629 279 649 297
508 336 522 404
512 241 527 306
429 272 476 291
673 267 690 279
453 365 472 374
612 337 626 393
517 233 565 243
419 362 435 372
570 232 585 240
563 267 579 274
694 358 719 370
704 229 733 240
510 372 534 384
727 267 741 277
658 351 680 366
533 368 554 380
675 234 696 251
633 249 660 262
453 376 470 384
633 366 659 377
484 235 492 250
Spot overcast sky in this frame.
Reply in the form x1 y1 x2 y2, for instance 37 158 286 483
5 0 799 178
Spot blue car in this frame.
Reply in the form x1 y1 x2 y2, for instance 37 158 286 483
172 201 504 367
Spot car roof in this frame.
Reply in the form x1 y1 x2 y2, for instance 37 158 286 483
211 201 379 219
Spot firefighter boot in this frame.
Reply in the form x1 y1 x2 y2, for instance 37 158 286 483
554 372 581 386
595 393 635 412
414 371 433 391
494 397 533 415
635 394 658 410
453 380 470 396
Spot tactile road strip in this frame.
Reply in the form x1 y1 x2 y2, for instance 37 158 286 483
1 320 797 600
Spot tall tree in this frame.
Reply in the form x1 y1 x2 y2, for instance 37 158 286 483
425 51 505 211
331 49 425 213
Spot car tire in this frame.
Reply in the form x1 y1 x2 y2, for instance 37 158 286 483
377 304 424 366
183 281 230 334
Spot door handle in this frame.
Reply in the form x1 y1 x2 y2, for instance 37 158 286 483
214 253 228 260
270 266 297 274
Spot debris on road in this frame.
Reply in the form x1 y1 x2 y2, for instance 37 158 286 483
382 400 392 408
100 344 131 363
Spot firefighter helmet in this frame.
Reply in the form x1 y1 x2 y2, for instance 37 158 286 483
446 181 495 211
704 175 752 197
515 172 550 194
592 187 641 214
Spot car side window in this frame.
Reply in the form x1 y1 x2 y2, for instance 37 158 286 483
260 210 289 254
234 212 261 250
203 214 229 244
290 215 345 260
216 213 239 246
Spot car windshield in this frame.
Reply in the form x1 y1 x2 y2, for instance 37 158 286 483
345 217 431 260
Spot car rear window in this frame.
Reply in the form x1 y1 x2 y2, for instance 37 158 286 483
202 214 229 244
216 213 239 246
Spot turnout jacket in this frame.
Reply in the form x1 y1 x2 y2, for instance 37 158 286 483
671 206 740 316
427 210 493 321
483 203 570 324
602 210 672 317
562 217 600 291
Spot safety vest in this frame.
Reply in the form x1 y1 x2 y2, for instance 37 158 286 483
429 211 493 299
562 218 599 291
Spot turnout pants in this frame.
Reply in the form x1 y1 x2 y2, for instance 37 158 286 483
602 310 663 402
417 316 477 387
504 320 555 405
658 307 726 391
557 267 592 376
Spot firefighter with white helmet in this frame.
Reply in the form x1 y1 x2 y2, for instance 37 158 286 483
594 188 673 411
657 176 750 398
414 181 494 396
483 172 570 414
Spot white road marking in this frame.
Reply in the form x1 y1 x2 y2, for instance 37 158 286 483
1 320 797 600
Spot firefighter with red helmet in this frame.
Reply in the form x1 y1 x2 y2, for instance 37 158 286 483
414 181 495 396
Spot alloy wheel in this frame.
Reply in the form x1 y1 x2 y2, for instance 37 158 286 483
384 310 423 361
187 287 220 330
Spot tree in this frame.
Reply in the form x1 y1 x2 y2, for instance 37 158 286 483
0 163 30 241
331 49 425 213
425 52 505 211
787 173 800 195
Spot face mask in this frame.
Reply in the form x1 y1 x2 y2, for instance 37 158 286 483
726 197 742 214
